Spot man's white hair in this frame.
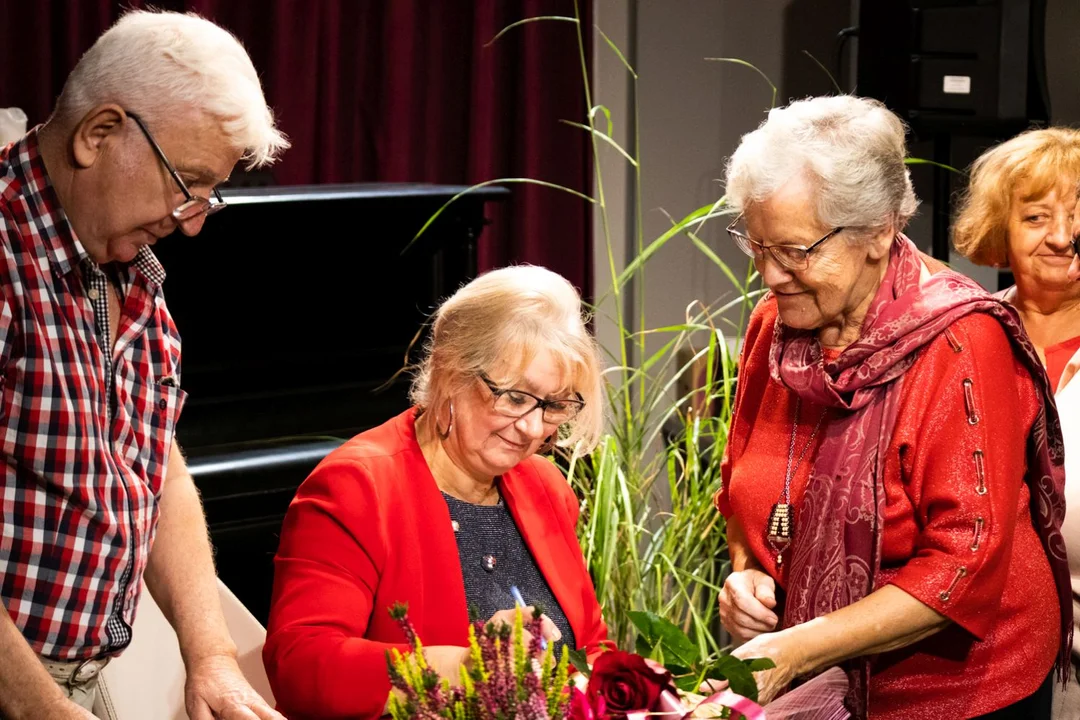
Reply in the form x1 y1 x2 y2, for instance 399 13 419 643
54 9 289 169
724 95 919 235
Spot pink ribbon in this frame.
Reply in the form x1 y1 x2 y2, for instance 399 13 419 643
694 689 767 720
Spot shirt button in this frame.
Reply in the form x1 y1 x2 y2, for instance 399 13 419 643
88 288 100 300
158 399 168 410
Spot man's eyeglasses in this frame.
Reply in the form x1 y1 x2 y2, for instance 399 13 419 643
727 213 844 271
125 110 226 224
479 374 585 425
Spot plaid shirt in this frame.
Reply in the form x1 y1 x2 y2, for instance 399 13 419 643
0 129 186 660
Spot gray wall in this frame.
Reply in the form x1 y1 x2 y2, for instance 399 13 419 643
592 0 1080 367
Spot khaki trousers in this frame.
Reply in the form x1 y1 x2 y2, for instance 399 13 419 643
40 657 115 719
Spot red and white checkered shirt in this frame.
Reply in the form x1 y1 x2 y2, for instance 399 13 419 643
0 129 186 660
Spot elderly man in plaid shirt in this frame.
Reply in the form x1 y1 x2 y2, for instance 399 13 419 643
0 10 290 720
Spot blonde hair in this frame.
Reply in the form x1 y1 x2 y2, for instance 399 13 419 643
53 9 289 169
953 127 1080 267
725 95 919 237
410 265 604 454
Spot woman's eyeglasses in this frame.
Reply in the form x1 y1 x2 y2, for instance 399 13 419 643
727 213 844 271
479 374 584 425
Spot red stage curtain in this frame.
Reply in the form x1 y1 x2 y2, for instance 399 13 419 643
0 0 593 299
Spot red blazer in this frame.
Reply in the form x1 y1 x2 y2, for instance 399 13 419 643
262 408 610 719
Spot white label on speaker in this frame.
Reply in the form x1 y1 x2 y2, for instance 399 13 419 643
943 75 972 95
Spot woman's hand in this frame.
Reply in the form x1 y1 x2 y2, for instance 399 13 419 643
423 646 472 682
729 631 804 705
484 606 563 646
718 569 779 643
696 630 803 705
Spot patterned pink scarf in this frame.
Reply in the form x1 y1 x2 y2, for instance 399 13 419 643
768 235 1071 717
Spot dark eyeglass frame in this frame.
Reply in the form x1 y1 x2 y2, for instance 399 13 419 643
125 110 227 223
479 374 585 424
727 213 845 271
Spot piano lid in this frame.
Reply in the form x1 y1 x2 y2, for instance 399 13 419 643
152 182 508 453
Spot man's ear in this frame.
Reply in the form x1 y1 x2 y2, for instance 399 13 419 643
70 104 126 170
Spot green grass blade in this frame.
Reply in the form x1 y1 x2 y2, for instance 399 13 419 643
403 178 596 254
705 57 778 108
486 16 578 47
590 104 614 137
801 49 841 94
905 157 964 174
596 25 638 78
559 120 638 166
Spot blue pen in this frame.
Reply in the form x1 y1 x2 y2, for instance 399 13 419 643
510 585 547 650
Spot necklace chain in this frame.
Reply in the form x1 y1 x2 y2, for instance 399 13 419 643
767 397 828 566
782 397 825 503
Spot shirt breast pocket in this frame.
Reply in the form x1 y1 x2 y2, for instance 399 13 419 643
142 380 188 496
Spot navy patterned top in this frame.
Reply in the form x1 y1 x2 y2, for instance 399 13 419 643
441 490 576 656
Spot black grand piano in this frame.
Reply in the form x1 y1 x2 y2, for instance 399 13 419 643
151 183 509 625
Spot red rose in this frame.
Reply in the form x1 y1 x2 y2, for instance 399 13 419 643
586 651 676 717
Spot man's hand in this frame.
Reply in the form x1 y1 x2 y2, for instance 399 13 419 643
184 653 284 720
30 697 98 720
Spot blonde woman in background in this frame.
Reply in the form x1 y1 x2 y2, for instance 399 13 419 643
953 128 1080 717
953 128 1080 391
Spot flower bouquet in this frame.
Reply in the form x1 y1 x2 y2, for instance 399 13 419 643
384 603 774 720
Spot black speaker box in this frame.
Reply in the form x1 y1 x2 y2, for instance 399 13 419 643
856 0 1050 138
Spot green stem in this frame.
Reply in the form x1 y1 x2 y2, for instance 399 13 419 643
573 0 633 436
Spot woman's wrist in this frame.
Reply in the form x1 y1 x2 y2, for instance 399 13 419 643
759 623 815 679
729 542 762 573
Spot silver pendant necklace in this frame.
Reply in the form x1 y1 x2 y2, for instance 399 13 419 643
766 397 827 567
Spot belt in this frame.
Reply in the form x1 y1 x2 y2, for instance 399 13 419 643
40 656 111 688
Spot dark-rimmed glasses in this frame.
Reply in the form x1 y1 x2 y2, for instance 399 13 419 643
480 374 585 425
727 213 844 271
125 110 227 224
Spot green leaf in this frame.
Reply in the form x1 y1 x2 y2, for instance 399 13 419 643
635 635 653 658
567 648 592 678
745 658 776 672
703 655 763 703
649 643 665 666
673 674 702 693
626 611 699 668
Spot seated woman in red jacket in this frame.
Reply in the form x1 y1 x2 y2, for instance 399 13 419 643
262 265 609 719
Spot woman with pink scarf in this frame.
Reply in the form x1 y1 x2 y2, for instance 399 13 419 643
712 95 1071 719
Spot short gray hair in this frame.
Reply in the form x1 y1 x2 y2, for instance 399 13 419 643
53 10 289 169
724 95 919 235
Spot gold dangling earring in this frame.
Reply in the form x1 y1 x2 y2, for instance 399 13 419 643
438 401 454 439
